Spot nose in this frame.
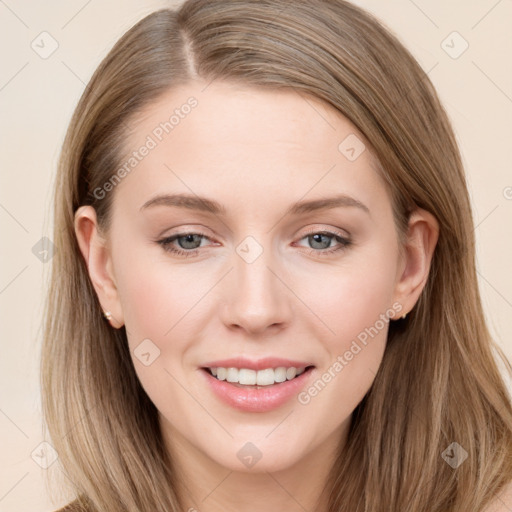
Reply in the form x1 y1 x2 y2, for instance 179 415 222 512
220 240 293 335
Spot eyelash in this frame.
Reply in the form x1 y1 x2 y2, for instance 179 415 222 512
156 228 352 258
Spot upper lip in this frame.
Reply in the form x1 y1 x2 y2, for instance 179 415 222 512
200 357 315 371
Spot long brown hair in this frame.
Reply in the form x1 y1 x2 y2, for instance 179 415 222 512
41 1 512 510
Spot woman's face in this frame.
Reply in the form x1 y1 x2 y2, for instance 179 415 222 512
76 80 435 477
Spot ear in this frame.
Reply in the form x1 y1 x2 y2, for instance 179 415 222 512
74 205 124 329
392 208 439 317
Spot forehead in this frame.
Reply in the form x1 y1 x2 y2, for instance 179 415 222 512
113 80 389 216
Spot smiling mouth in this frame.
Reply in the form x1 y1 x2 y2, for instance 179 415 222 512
201 365 315 388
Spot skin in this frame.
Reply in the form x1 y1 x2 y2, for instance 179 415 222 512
75 80 439 512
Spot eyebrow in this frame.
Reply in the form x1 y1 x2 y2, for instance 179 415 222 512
139 193 370 216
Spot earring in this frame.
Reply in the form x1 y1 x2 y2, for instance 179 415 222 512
102 310 112 321
401 313 407 319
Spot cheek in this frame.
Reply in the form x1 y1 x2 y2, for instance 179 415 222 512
112 250 196 401
296 237 398 410
304 242 398 347
116 268 174 340
296 270 394 428
112 235 199 341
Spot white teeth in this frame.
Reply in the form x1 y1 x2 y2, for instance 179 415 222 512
226 367 239 383
208 366 307 386
239 369 257 385
286 367 297 380
257 368 275 386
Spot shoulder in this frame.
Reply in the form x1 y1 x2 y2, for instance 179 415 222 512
54 501 87 512
483 480 512 512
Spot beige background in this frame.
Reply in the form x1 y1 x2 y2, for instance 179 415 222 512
1 1 511 510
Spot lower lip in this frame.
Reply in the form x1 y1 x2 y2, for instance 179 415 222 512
199 367 316 412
